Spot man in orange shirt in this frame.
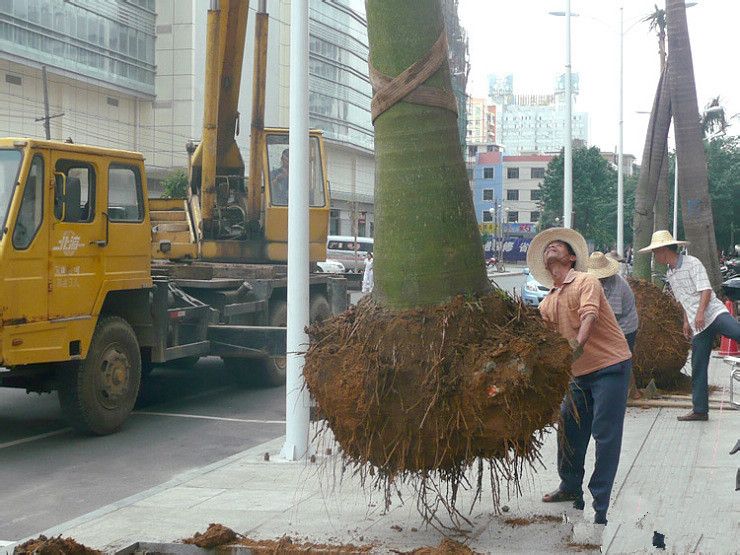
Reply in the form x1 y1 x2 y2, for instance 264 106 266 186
526 228 632 526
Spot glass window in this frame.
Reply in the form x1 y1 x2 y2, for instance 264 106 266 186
531 167 545 179
530 211 540 222
482 210 493 222
329 209 340 235
507 211 519 223
483 189 493 201
266 135 326 207
530 189 542 201
507 167 519 179
0 149 22 233
483 167 494 179
54 162 95 223
13 155 44 249
108 165 143 222
507 189 519 201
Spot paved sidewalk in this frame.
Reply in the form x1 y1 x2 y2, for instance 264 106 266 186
6 357 739 554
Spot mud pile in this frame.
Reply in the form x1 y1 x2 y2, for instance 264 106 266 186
182 522 238 548
405 538 478 554
628 278 691 388
304 292 572 512
13 535 101 555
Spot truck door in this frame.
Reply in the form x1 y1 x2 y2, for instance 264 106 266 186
3 152 48 326
48 156 104 320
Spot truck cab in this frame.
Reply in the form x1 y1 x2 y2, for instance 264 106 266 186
0 138 151 369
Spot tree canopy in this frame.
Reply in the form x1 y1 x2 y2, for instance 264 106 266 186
539 146 635 250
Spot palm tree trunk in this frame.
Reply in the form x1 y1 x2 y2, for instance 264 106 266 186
633 68 672 280
652 150 671 279
666 0 721 291
366 0 488 309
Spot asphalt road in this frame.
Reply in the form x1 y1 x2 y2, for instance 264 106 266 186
0 357 286 542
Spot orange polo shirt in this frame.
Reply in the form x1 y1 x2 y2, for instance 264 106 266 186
539 269 631 377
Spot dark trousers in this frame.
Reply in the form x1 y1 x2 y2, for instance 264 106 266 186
690 312 740 414
558 359 632 524
625 330 637 354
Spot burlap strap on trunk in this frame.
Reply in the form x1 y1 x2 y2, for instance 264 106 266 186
369 32 458 123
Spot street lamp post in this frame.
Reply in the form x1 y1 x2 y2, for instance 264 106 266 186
549 3 574 228
617 5 624 257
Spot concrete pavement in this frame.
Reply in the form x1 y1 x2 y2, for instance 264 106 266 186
5 355 738 554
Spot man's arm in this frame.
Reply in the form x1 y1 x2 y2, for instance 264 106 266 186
694 289 711 332
576 313 598 346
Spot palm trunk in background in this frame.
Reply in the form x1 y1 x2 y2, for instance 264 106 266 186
652 151 671 279
652 22 670 280
666 0 721 291
366 0 488 309
633 68 672 280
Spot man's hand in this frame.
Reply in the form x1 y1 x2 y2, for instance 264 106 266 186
683 320 693 340
694 312 706 333
568 337 584 361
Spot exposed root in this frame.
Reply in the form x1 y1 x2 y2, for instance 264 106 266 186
628 278 690 388
304 291 572 522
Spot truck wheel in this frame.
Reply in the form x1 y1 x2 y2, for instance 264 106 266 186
255 300 289 387
58 316 141 435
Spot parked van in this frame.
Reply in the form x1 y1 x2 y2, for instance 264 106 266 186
326 235 374 272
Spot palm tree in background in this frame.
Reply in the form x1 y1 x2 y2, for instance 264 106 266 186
666 0 721 291
701 96 730 139
643 5 671 280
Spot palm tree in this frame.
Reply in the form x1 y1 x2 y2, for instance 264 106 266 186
644 5 671 279
666 0 721 291
366 0 488 307
632 67 672 280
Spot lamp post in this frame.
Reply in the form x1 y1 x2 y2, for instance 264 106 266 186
617 5 624 257
549 3 575 228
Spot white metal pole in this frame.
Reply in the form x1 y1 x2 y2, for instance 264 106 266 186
617 6 624 257
672 156 678 237
563 0 573 228
281 0 310 461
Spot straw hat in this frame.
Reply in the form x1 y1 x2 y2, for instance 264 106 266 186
606 249 624 263
587 251 620 279
526 227 589 289
638 230 689 253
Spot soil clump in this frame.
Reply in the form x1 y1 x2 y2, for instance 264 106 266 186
13 535 101 555
182 523 238 548
304 291 573 514
402 538 478 554
235 534 373 553
628 278 690 388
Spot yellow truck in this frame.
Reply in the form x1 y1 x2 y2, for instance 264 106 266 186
0 0 346 435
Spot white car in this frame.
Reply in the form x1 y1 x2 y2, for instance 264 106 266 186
316 259 346 274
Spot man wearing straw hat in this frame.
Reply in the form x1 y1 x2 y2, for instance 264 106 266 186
527 228 632 526
639 230 740 421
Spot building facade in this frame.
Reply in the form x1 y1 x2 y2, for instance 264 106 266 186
0 0 156 159
501 153 553 237
466 96 496 145
489 73 588 154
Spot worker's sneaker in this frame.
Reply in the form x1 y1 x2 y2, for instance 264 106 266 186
677 411 708 421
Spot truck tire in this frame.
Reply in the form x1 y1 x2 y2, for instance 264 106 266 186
58 316 142 435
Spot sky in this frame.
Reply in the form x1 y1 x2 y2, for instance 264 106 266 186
458 0 740 158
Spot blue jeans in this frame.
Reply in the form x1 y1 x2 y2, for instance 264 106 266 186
690 312 740 414
558 359 632 524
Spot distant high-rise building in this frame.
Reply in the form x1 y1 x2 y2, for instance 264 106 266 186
466 97 496 144
488 73 589 154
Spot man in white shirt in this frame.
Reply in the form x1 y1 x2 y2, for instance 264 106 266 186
640 230 740 421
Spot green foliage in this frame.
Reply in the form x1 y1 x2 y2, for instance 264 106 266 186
539 146 634 250
667 137 740 252
161 169 188 199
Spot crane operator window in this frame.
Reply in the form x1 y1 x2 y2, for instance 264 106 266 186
266 136 326 208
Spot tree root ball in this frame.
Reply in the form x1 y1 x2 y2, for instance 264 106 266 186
628 278 690 388
304 292 572 478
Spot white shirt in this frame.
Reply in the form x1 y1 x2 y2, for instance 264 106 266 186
666 254 727 334
361 258 374 293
